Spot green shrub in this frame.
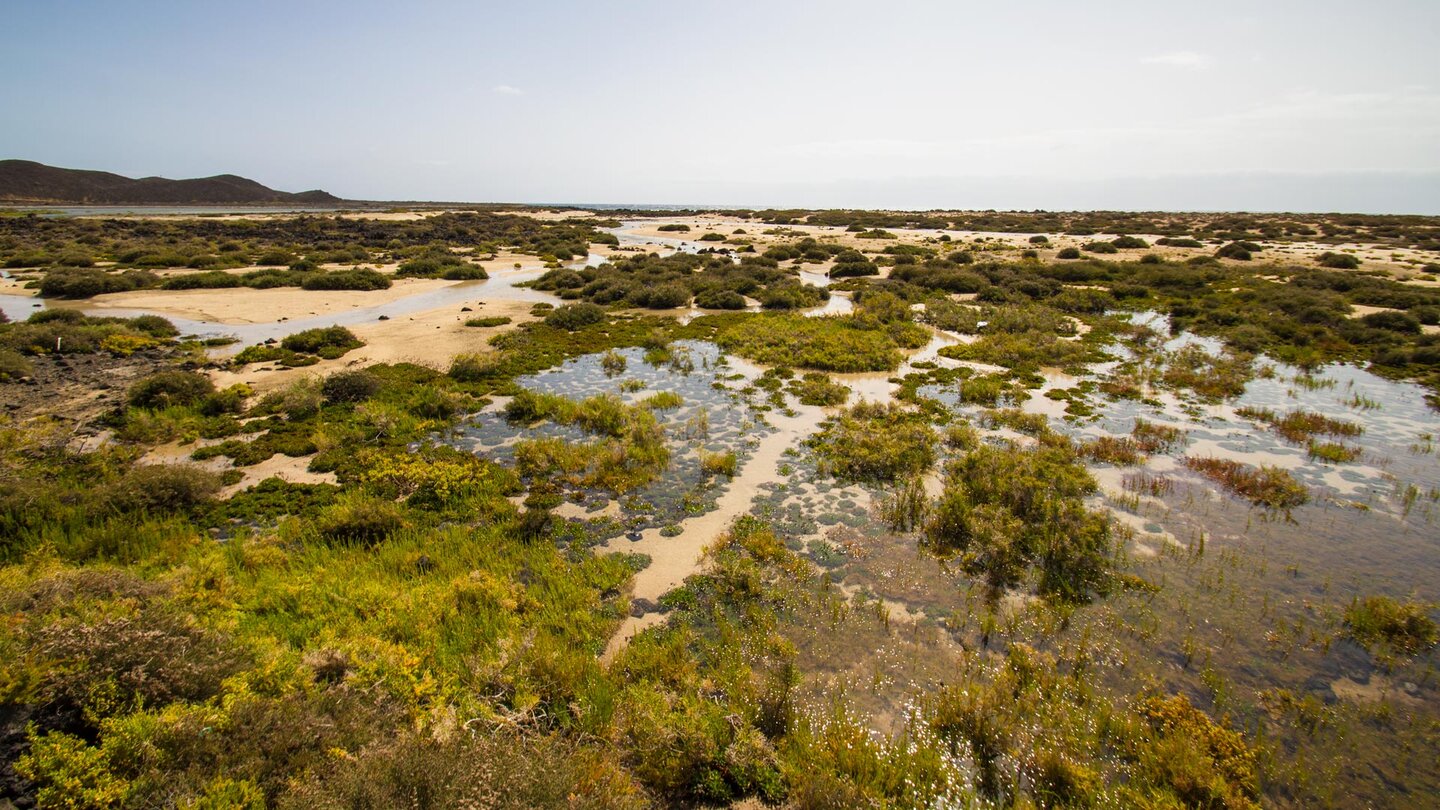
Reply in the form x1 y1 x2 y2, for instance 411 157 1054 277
280 326 364 355
110 463 223 512
314 493 405 546
1360 310 1421 334
1317 251 1360 269
0 348 34 380
657 223 692 232
300 269 391 291
694 288 747 310
1111 235 1149 249
128 370 216 409
321 370 381 403
1056 247 1081 259
1216 242 1254 261
39 267 158 298
464 316 512 327
924 438 1113 600
716 314 922 372
1343 595 1438 656
1156 236 1203 248
787 372 849 406
809 402 936 483
545 303 607 330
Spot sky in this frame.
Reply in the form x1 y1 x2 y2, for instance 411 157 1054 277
2 0 1438 213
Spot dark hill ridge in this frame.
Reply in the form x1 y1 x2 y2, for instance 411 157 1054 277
0 160 341 205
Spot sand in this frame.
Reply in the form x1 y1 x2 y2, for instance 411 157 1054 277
55 276 458 324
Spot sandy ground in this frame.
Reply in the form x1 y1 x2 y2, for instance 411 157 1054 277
52 276 457 324
208 298 540 394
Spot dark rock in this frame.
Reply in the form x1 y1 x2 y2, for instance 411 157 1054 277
629 597 660 617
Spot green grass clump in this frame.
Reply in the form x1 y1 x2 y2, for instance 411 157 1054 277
39 267 159 298
1183 456 1309 511
235 326 365 366
128 370 215 409
506 390 671 493
464 315 512 327
0 347 34 380
809 402 936 484
785 372 849 406
923 435 1114 601
699 449 739 477
640 391 684 410
716 314 924 372
1078 435 1145 465
1160 345 1253 401
1131 418 1187 453
941 330 1095 372
1236 406 1363 444
1343 595 1439 657
0 311 177 357
1306 441 1361 463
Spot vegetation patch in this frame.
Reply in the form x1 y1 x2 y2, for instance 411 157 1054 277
716 313 924 372
808 402 936 483
1183 456 1309 511
1343 595 1439 658
924 435 1116 602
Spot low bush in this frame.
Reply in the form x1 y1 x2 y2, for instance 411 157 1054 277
39 267 158 298
280 326 364 357
1317 252 1361 269
322 370 382 403
464 316 512 327
545 303 607 330
0 347 35 380
809 402 936 484
300 269 391 291
1343 595 1438 656
110 463 223 512
128 370 215 409
1216 242 1255 261
716 314 924 373
1183 457 1308 511
313 493 406 546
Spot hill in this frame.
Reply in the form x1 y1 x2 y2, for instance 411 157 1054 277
0 159 341 205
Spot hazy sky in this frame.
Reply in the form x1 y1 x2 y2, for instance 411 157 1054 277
3 0 1438 212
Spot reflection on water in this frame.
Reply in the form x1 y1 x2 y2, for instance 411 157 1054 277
453 340 770 537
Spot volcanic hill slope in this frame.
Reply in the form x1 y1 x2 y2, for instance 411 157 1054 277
0 159 340 205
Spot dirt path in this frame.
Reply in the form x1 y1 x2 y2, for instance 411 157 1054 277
600 407 815 660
